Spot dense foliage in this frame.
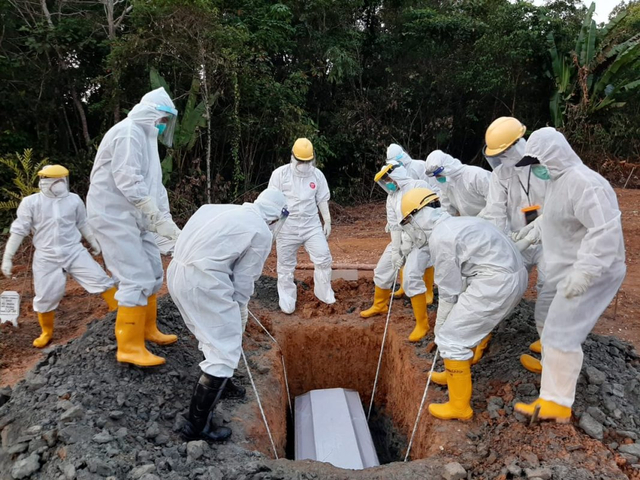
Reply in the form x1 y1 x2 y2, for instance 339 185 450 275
1 0 639 220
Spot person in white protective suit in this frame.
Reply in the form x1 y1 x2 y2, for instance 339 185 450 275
1 165 117 348
425 150 491 216
400 188 528 420
386 143 441 300
360 162 436 342
87 87 182 367
268 138 335 314
478 117 548 362
167 188 288 442
511 127 626 422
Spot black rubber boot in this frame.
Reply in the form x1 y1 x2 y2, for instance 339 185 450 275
181 373 232 442
221 376 246 399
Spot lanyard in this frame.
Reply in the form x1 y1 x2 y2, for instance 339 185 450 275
517 166 533 205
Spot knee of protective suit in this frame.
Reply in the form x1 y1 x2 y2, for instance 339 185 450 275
316 260 332 270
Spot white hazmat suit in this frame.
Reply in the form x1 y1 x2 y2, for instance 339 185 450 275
87 88 180 307
6 188 115 313
167 188 287 378
269 160 335 313
408 208 528 360
425 151 490 216
521 128 626 408
479 138 547 280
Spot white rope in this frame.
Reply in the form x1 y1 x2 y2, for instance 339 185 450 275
404 347 439 462
367 271 398 420
241 348 279 459
248 309 293 417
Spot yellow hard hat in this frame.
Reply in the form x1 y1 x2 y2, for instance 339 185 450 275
400 188 440 225
484 117 526 157
292 138 315 161
374 163 395 182
37 165 69 178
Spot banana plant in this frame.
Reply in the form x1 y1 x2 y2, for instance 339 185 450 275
150 68 220 185
546 2 640 126
0 149 49 212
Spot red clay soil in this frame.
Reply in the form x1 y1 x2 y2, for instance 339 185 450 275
1 188 639 388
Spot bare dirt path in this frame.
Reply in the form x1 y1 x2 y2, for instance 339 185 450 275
1 189 638 387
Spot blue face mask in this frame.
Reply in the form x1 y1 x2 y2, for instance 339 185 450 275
531 165 550 181
387 182 398 192
436 176 447 183
156 123 167 135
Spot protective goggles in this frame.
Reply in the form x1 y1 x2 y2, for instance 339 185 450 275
269 207 290 239
428 166 445 177
375 164 400 194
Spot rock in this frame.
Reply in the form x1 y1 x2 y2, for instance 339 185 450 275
144 422 160 439
507 463 522 476
521 452 539 467
114 427 128 439
579 413 604 440
108 411 124 421
187 440 207 460
618 430 639 440
62 463 76 480
585 366 606 385
621 453 639 464
10 453 40 479
26 373 47 391
92 431 114 444
7 443 29 454
525 467 552 480
129 464 156 479
60 406 85 423
87 457 113 477
139 475 160 480
0 387 11 407
586 406 607 424
443 462 466 480
619 443 640 457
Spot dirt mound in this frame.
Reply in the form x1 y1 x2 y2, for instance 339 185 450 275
0 278 639 480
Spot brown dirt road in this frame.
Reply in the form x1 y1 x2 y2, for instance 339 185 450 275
1 189 639 387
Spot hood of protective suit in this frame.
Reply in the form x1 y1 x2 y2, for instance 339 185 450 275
290 155 316 178
128 87 176 128
39 177 69 198
485 138 526 171
253 187 287 223
387 143 411 166
525 127 582 179
426 150 464 177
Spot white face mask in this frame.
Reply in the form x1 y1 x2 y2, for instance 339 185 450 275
39 178 69 198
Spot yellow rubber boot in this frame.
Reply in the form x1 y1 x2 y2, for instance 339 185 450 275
33 312 55 348
101 287 118 312
393 268 405 299
360 287 392 318
116 305 166 366
430 370 447 386
423 267 435 305
520 354 542 374
529 339 542 354
428 359 473 420
144 294 178 345
471 334 492 365
408 294 429 342
514 398 571 423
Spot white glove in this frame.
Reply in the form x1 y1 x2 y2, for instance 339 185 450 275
79 225 101 256
384 223 390 234
240 303 248 332
155 218 181 241
2 233 25 278
400 232 413 257
514 215 543 243
391 250 405 270
135 197 161 232
323 221 332 239
435 299 455 336
514 238 533 253
509 231 520 242
562 270 594 299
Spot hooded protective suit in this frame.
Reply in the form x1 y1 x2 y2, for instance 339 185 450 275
167 188 286 377
387 144 442 193
408 207 528 360
6 186 115 313
524 128 626 408
425 151 490 216
268 159 335 313
374 165 432 296
479 138 547 278
87 88 179 307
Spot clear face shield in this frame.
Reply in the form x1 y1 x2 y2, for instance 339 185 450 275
375 167 400 195
292 156 316 175
39 177 69 198
269 207 290 240
156 105 178 148
400 199 441 248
